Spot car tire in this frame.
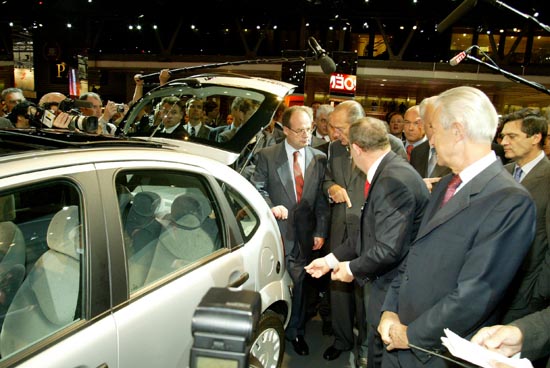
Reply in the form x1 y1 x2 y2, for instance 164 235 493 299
249 310 285 368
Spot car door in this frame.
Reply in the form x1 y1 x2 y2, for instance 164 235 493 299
95 160 247 368
0 165 118 368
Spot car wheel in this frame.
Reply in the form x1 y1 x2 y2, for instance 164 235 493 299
249 310 285 368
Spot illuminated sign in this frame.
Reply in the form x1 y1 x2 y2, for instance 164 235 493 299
329 73 357 95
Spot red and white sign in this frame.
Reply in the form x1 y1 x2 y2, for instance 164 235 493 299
329 73 357 95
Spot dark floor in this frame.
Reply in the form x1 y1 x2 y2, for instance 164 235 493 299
281 315 358 368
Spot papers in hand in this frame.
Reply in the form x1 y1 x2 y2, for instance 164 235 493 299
441 328 533 368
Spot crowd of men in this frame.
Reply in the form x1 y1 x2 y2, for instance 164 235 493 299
1 81 549 368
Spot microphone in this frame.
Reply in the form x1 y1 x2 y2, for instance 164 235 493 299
307 37 337 74
437 0 478 33
449 46 475 66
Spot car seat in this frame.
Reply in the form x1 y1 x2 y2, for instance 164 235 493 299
0 206 81 357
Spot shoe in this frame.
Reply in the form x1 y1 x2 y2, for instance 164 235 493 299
355 356 368 368
289 335 309 356
323 345 348 361
322 320 333 336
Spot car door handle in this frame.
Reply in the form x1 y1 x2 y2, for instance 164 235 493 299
228 272 249 288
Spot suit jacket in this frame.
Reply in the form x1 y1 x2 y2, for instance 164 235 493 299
409 140 451 178
511 307 550 366
502 156 550 321
388 134 407 160
251 142 329 260
157 124 190 140
193 124 212 139
310 135 329 154
383 159 536 367
332 151 430 326
323 140 366 249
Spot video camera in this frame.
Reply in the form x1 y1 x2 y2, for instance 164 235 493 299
36 98 99 133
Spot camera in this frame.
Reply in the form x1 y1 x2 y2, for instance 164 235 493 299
35 98 98 133
115 103 125 113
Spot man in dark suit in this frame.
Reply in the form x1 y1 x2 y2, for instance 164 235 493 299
306 117 430 368
251 105 329 356
377 86 537 368
318 100 407 367
410 98 451 179
184 98 211 139
499 108 550 324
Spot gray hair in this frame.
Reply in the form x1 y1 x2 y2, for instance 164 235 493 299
335 100 365 126
432 86 498 143
316 104 334 119
349 117 390 151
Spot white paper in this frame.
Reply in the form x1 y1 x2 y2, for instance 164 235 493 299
441 328 533 368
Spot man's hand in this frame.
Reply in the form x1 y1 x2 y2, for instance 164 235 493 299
159 69 170 86
328 184 352 208
331 261 354 282
387 322 409 350
305 258 330 278
312 237 324 251
52 112 71 129
378 311 400 346
423 177 441 193
471 325 523 358
271 205 288 220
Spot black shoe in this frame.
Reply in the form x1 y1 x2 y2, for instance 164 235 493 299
322 320 333 336
323 345 347 361
289 335 309 356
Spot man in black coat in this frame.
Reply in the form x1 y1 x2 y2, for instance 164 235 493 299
307 117 430 368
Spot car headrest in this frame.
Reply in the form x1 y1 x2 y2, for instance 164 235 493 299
46 206 81 260
126 191 161 229
170 193 210 229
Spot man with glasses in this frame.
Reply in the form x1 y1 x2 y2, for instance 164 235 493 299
251 105 329 356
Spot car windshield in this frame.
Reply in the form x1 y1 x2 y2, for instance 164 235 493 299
122 74 289 155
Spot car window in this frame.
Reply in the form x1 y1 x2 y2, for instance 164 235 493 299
0 182 84 360
219 181 259 242
116 170 224 293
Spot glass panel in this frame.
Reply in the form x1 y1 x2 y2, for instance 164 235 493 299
0 182 83 359
117 170 223 293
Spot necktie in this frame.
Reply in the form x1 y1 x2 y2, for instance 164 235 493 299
406 144 414 161
293 151 304 202
427 147 437 177
189 126 196 136
364 179 371 199
440 174 462 207
513 166 523 183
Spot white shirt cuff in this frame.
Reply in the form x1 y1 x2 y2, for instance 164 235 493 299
324 253 339 269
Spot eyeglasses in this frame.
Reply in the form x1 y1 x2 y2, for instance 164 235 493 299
287 127 313 135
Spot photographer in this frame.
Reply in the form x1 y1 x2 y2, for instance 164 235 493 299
79 92 121 135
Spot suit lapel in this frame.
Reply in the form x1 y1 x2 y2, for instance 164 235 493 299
416 161 503 241
275 144 297 204
521 157 550 190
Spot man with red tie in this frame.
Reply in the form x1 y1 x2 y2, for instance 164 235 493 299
306 117 430 368
251 105 329 356
377 86 536 368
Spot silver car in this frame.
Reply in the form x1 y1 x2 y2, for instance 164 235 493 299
0 74 295 368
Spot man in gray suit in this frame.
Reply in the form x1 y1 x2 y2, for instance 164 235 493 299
251 105 329 356
499 108 550 323
378 86 536 368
